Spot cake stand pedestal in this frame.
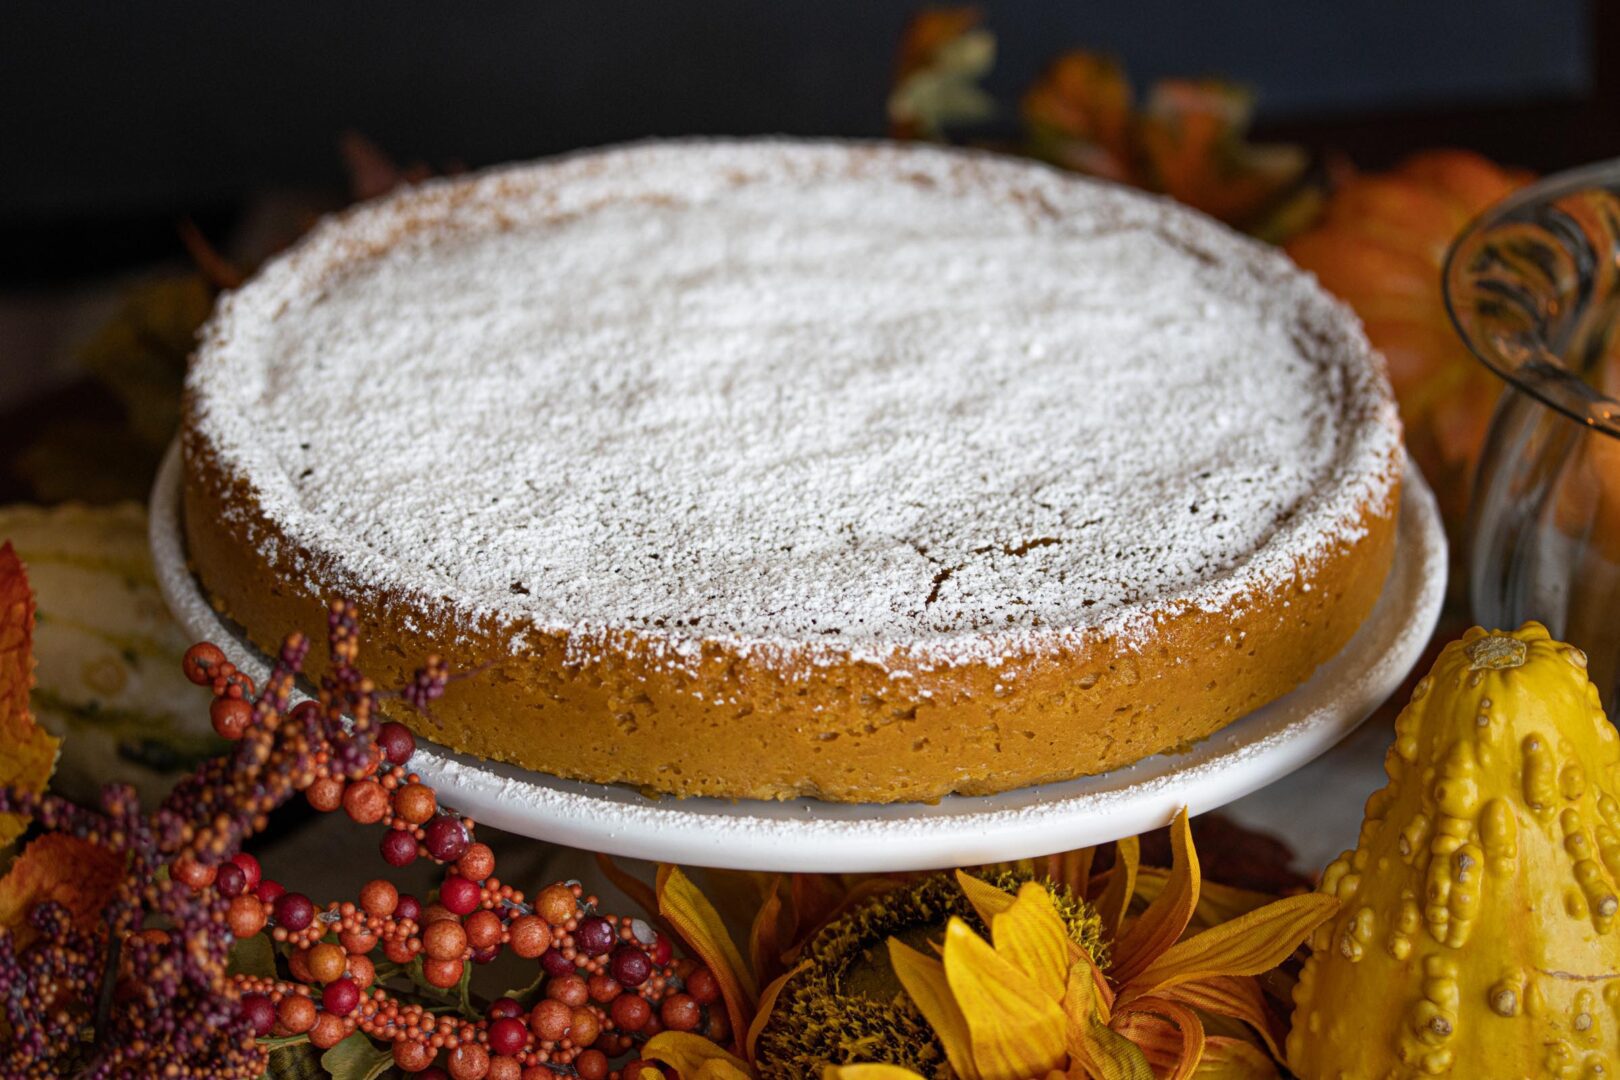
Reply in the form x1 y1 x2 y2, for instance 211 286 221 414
150 441 1445 872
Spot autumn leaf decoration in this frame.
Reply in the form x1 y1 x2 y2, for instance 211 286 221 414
888 7 997 141
640 810 1335 1080
888 8 1314 237
0 542 60 848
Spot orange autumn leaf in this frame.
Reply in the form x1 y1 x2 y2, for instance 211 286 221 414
1137 79 1307 228
0 833 122 950
1022 52 1135 182
0 542 60 847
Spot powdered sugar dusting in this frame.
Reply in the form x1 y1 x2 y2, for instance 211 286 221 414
186 139 1400 671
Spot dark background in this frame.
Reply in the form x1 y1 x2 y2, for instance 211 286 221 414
2 0 1616 284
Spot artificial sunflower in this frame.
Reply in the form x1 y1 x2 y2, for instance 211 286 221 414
633 810 1337 1080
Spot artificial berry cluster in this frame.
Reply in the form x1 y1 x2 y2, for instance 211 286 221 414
0 601 727 1080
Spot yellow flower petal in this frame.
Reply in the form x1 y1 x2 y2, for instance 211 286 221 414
943 917 1068 1080
822 1065 930 1080
1192 1036 1280 1079
657 865 759 1051
1111 808 1199 986
644 1030 755 1080
955 869 1016 925
1095 834 1139 940
1132 867 1277 929
746 964 806 1065
1062 964 1153 1080
990 882 1075 1001
1120 893 1338 1006
889 937 981 1080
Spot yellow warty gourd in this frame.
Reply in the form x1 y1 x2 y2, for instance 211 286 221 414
1289 622 1618 1079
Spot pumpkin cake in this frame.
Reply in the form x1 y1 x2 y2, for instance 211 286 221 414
182 139 1403 803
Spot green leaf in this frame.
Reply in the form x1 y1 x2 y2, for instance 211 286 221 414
319 1033 394 1080
228 932 277 979
257 1035 321 1080
502 968 546 1008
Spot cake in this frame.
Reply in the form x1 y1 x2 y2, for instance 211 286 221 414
181 139 1403 803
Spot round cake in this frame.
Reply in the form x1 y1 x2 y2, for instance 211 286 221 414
182 139 1403 803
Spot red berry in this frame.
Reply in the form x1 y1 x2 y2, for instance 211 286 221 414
395 893 423 923
472 945 500 965
440 874 481 916
661 993 701 1031
378 721 416 766
686 966 721 1005
576 1049 609 1080
210 696 254 740
610 992 651 1032
240 991 276 1036
256 879 286 904
182 642 226 685
381 828 420 868
423 816 470 862
273 891 315 932
609 945 651 987
417 1069 450 1080
540 948 574 977
229 852 261 889
488 997 524 1020
649 933 673 967
215 862 247 898
574 915 614 957
488 1016 527 1056
322 977 360 1017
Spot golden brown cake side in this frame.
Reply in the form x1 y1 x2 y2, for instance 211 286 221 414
183 416 1398 803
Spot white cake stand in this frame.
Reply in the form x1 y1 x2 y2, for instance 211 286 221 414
150 442 1446 872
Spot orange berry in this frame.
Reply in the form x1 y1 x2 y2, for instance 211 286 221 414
348 953 376 988
465 910 503 951
277 993 317 1035
423 956 464 989
342 778 389 825
393 783 437 825
423 919 468 962
226 895 267 938
535 884 577 926
359 878 400 917
568 1007 600 1046
507 915 551 959
448 1042 490 1080
307 942 347 984
306 776 344 812
309 1011 348 1049
455 843 495 882
529 998 571 1041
